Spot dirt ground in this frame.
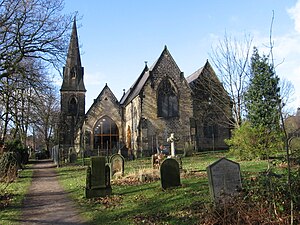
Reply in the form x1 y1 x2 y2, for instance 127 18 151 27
18 160 88 225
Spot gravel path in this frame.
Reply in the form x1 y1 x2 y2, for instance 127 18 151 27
19 160 88 225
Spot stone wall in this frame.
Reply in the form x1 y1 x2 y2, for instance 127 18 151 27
83 87 122 151
189 62 231 150
138 49 193 153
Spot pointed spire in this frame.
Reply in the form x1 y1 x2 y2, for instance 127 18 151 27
66 17 81 68
61 17 85 92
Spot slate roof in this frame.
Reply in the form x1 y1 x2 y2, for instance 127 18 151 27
119 46 179 106
186 60 219 85
119 64 150 105
186 66 204 84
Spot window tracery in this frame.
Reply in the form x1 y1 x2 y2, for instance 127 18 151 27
157 79 179 118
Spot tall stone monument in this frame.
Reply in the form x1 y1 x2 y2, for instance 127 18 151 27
167 133 178 157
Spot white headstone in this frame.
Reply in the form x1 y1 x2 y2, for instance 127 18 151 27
167 133 177 157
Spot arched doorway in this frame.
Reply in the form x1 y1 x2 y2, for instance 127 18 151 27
93 116 119 155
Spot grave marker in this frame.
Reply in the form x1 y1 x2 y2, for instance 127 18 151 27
207 158 242 203
85 156 112 198
69 152 77 163
160 158 181 189
109 154 125 177
167 133 179 157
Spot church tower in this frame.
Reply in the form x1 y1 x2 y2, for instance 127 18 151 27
59 18 86 148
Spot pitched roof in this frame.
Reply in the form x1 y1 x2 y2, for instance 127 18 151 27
186 66 204 83
149 45 181 72
120 46 180 106
119 64 149 105
86 84 118 115
186 60 217 84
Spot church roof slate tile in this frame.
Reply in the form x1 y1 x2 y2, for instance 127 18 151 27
119 64 149 105
119 46 181 106
186 66 204 84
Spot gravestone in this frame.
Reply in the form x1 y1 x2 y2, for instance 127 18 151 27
69 152 77 163
51 145 59 166
207 158 242 203
160 158 181 189
109 154 125 177
167 133 179 157
85 156 112 198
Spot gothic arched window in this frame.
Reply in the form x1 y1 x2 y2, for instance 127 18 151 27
157 79 179 118
93 116 119 151
68 97 77 115
203 114 219 139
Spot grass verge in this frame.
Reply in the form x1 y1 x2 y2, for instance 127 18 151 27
0 163 33 225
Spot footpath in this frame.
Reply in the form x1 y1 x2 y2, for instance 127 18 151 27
19 160 87 225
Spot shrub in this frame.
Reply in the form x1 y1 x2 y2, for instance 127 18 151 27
202 169 300 224
0 152 19 183
4 140 29 165
226 121 283 160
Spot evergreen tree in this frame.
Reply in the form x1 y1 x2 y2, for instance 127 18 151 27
245 47 281 130
243 47 282 159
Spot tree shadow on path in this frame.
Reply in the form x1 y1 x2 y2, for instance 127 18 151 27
16 160 88 225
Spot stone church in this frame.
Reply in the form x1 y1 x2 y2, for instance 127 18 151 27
59 20 232 157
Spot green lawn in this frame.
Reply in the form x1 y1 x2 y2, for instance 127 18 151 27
0 153 273 225
0 164 33 225
57 152 271 224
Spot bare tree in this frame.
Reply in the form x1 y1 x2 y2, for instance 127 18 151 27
0 57 49 143
0 0 74 81
279 78 295 117
0 0 75 145
210 32 253 128
32 85 60 152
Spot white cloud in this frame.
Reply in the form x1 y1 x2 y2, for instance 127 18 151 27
288 0 300 33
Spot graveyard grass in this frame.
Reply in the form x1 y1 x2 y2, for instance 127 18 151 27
0 164 33 225
57 152 270 224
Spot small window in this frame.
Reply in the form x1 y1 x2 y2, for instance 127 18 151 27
157 79 179 118
68 97 77 115
70 67 76 79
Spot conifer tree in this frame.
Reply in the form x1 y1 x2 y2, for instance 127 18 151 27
244 47 282 159
245 47 281 131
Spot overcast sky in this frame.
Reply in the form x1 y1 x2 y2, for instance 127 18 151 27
59 0 300 113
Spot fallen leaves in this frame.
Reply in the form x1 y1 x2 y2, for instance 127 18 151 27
89 195 123 208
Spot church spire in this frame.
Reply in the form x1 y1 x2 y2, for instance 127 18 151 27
66 17 82 69
61 17 85 92
59 17 86 148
